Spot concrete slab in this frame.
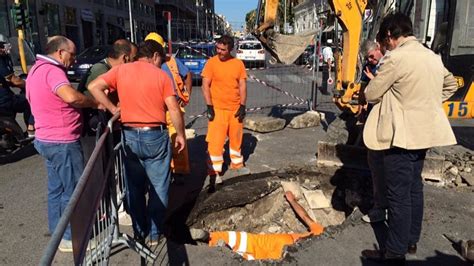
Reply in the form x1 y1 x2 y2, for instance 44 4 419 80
244 116 286 133
303 189 331 209
317 141 446 181
280 181 303 200
460 172 474 186
288 111 321 129
287 74 303 83
265 74 281 83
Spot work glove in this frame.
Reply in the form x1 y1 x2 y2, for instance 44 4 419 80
234 104 246 123
207 105 215 121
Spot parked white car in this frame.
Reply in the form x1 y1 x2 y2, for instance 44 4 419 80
236 40 266 67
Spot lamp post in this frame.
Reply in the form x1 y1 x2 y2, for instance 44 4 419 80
128 0 134 42
205 8 209 40
284 0 287 33
195 0 203 39
211 12 215 39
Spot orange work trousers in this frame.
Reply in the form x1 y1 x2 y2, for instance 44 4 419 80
166 108 190 174
208 222 324 260
206 108 244 174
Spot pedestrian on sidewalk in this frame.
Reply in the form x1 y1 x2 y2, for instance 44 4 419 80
201 35 249 186
88 40 185 244
361 13 459 262
26 36 102 252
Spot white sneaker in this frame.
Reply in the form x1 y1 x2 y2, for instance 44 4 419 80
58 239 73 253
118 211 133 226
362 209 387 223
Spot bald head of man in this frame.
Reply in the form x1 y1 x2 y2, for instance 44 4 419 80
45 36 76 68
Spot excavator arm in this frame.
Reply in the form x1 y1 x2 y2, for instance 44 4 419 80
329 0 368 114
253 0 317 65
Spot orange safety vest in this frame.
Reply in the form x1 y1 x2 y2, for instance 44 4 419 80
209 222 324 261
166 57 190 105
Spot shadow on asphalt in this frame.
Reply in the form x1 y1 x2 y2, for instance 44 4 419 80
0 142 37 164
359 250 472 265
163 131 259 249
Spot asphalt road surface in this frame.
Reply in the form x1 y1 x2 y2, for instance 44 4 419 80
1 65 473 265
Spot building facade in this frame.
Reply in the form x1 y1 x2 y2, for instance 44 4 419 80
1 0 155 53
154 0 218 41
294 0 328 34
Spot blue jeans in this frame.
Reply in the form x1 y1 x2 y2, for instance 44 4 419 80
122 129 171 240
34 140 84 240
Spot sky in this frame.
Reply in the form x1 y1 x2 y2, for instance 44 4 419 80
215 0 258 30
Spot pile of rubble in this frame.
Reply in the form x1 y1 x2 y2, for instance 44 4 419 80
441 150 474 188
189 167 369 236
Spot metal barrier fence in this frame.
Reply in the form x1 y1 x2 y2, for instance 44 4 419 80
40 113 156 265
181 43 323 132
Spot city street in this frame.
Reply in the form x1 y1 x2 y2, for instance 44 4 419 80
1 0 473 264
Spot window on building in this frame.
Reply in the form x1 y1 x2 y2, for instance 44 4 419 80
65 7 77 25
44 3 61 36
116 0 123 10
0 0 9 36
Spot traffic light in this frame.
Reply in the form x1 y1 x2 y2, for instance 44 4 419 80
10 3 26 29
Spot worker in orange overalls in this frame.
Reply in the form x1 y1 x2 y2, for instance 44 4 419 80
189 191 325 260
201 35 248 185
145 32 192 176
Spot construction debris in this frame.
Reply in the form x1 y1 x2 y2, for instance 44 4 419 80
287 111 321 129
244 116 286 133
303 190 331 209
431 148 474 187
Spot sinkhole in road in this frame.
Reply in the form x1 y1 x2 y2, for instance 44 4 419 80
187 167 372 237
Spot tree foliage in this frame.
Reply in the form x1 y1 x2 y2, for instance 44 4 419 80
245 9 257 32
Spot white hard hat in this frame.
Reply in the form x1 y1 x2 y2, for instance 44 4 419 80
327 39 333 44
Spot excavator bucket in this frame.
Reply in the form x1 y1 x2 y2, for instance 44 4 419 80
257 30 317 65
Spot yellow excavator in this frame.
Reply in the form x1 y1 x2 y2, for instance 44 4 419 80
254 0 474 145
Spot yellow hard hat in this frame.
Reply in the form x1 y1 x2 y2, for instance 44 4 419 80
145 32 165 47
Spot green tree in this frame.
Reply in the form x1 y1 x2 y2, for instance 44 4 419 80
245 9 257 32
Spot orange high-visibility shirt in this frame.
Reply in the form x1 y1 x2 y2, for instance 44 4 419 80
201 56 247 111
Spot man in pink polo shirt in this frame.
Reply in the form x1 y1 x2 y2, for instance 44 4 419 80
26 36 100 252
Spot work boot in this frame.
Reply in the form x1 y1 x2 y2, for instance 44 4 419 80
361 249 406 264
361 208 387 223
189 228 210 242
215 174 223 184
